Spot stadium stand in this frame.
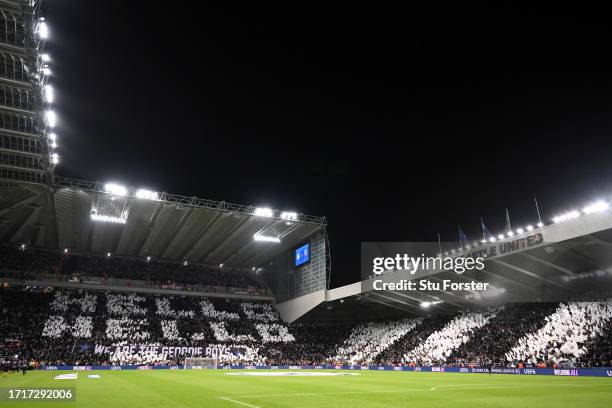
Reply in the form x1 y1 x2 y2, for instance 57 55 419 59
401 308 502 365
2 272 612 369
506 301 612 366
374 314 456 365
0 245 267 294
447 302 559 366
333 318 422 365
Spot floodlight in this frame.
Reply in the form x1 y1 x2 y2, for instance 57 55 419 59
481 239 487 243
183 261 188 266
49 133 57 141
50 140 57 148
90 213 127 224
45 110 56 127
51 153 59 164
507 231 514 237
146 256 151 262
64 248 68 254
253 234 281 243
537 222 544 227
38 21 49 39
41 53 51 62
583 201 609 214
219 264 224 268
497 234 504 240
420 301 431 308
135 189 159 200
104 183 127 196
516 228 524 234
254 207 274 217
106 252 111 257
44 85 54 103
526 225 533 232
552 210 580 223
489 237 496 242
42 66 51 76
280 211 298 221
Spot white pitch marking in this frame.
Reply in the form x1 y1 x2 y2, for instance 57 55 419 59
220 397 262 408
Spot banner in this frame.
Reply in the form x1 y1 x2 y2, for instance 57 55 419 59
93 344 241 359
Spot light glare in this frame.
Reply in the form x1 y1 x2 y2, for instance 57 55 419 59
135 189 159 200
253 234 281 243
38 21 49 39
254 207 274 217
45 110 56 127
90 213 127 224
583 201 609 214
104 183 127 196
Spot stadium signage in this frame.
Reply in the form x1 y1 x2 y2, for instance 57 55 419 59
469 233 543 259
39 364 612 377
94 344 237 359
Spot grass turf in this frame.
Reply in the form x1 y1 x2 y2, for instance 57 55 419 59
2 369 611 407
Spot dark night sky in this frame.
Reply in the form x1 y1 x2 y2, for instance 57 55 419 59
42 2 612 287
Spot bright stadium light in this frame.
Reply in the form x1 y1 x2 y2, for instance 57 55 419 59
254 207 274 217
51 153 59 164
38 21 49 39
135 189 159 200
41 53 51 62
280 211 298 221
106 252 111 257
480 239 487 243
583 201 609 214
489 237 496 242
104 183 128 196
49 132 57 141
537 222 544 227
43 66 52 76
50 140 57 149
44 85 54 103
420 300 442 308
507 231 514 237
45 110 56 127
253 234 281 243
516 228 524 234
526 225 534 232
146 256 151 262
497 234 504 240
552 210 580 224
91 213 127 224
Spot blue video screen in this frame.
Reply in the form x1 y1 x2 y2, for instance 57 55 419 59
295 243 310 267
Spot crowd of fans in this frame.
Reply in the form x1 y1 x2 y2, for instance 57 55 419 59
506 301 612 366
333 319 422 365
0 244 267 293
402 308 502 365
2 285 612 368
447 302 559 366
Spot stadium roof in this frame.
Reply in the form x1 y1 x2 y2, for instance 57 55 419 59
0 177 326 269
292 209 612 323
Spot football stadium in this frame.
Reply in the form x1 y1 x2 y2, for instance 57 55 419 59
1 1 612 407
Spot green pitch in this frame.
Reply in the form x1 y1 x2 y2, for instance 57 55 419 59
2 369 611 407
